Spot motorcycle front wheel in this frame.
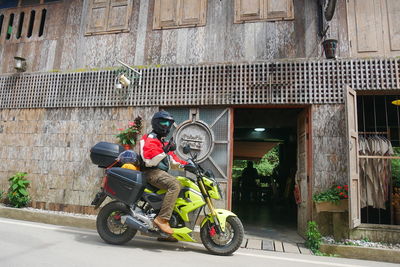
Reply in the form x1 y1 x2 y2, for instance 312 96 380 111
200 216 244 256
96 201 137 245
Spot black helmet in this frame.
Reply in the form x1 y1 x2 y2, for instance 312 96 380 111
151 110 175 137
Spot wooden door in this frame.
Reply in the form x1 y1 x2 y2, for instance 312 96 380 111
296 108 310 236
345 85 360 229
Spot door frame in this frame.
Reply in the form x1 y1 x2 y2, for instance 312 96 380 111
230 105 313 224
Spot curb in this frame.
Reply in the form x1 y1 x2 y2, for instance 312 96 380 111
0 205 96 230
320 244 400 264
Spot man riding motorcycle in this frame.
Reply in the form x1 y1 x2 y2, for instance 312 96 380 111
139 110 187 235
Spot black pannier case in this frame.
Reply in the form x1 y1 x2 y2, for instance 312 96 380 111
90 142 124 168
105 167 146 204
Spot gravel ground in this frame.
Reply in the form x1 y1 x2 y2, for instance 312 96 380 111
323 236 400 250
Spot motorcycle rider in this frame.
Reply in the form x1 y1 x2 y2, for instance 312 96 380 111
140 110 187 235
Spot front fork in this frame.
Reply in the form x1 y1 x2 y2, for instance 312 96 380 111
198 179 223 234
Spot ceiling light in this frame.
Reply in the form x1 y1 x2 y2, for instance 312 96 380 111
254 128 265 132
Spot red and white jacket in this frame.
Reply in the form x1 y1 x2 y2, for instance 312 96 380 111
140 132 187 171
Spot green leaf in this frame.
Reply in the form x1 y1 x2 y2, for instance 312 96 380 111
12 184 18 190
18 188 28 196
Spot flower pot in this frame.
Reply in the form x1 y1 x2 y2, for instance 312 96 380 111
322 39 338 59
315 199 348 213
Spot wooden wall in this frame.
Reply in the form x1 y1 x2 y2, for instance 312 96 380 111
0 0 350 74
0 107 157 211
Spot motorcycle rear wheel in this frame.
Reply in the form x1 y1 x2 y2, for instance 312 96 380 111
96 201 137 245
200 216 244 256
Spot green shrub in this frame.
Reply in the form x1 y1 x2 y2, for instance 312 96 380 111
305 221 322 253
7 172 30 208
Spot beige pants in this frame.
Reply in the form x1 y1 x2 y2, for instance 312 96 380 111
144 168 182 221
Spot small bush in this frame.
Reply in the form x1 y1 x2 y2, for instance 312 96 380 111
305 221 322 253
7 172 30 208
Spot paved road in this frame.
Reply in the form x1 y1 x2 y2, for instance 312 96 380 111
0 218 396 267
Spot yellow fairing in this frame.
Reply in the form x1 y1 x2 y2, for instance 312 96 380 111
171 227 196 242
202 177 221 200
174 177 205 222
201 209 237 232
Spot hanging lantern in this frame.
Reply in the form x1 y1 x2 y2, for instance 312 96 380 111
14 56 27 72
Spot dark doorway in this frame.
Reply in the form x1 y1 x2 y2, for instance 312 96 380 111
232 108 302 241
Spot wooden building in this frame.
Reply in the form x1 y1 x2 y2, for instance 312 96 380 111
0 0 399 242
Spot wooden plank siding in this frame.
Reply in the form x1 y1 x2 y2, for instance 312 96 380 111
0 0 349 74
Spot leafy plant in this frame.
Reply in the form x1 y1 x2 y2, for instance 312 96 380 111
305 221 322 254
313 185 349 204
232 147 279 181
7 172 30 208
115 116 142 146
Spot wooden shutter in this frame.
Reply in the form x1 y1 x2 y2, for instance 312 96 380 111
153 0 178 29
347 0 384 56
345 85 360 229
265 0 294 20
107 0 131 32
234 0 263 23
179 0 206 26
87 0 109 33
383 0 400 55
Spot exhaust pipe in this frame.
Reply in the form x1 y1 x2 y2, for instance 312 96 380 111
121 215 149 232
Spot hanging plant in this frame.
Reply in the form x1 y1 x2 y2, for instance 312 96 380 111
115 116 143 148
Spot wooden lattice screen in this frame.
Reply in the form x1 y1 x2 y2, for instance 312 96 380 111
0 58 399 108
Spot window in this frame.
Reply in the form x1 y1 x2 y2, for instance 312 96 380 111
234 0 294 23
347 0 400 57
0 0 59 8
16 11 24 38
153 0 207 30
86 0 132 35
0 2 51 42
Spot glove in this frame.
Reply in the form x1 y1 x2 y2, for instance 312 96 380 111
168 140 176 152
163 139 176 153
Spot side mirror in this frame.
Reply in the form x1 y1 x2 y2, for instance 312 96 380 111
183 145 191 154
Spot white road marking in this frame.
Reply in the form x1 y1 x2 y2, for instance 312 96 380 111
0 218 96 235
236 252 366 267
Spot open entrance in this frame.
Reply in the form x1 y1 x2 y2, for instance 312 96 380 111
232 108 304 241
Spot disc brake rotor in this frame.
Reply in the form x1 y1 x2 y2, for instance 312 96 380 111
107 211 128 235
210 222 234 246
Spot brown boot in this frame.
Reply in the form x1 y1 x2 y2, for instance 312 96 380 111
153 217 174 235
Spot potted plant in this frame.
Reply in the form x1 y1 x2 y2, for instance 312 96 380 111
115 116 142 150
313 185 349 213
